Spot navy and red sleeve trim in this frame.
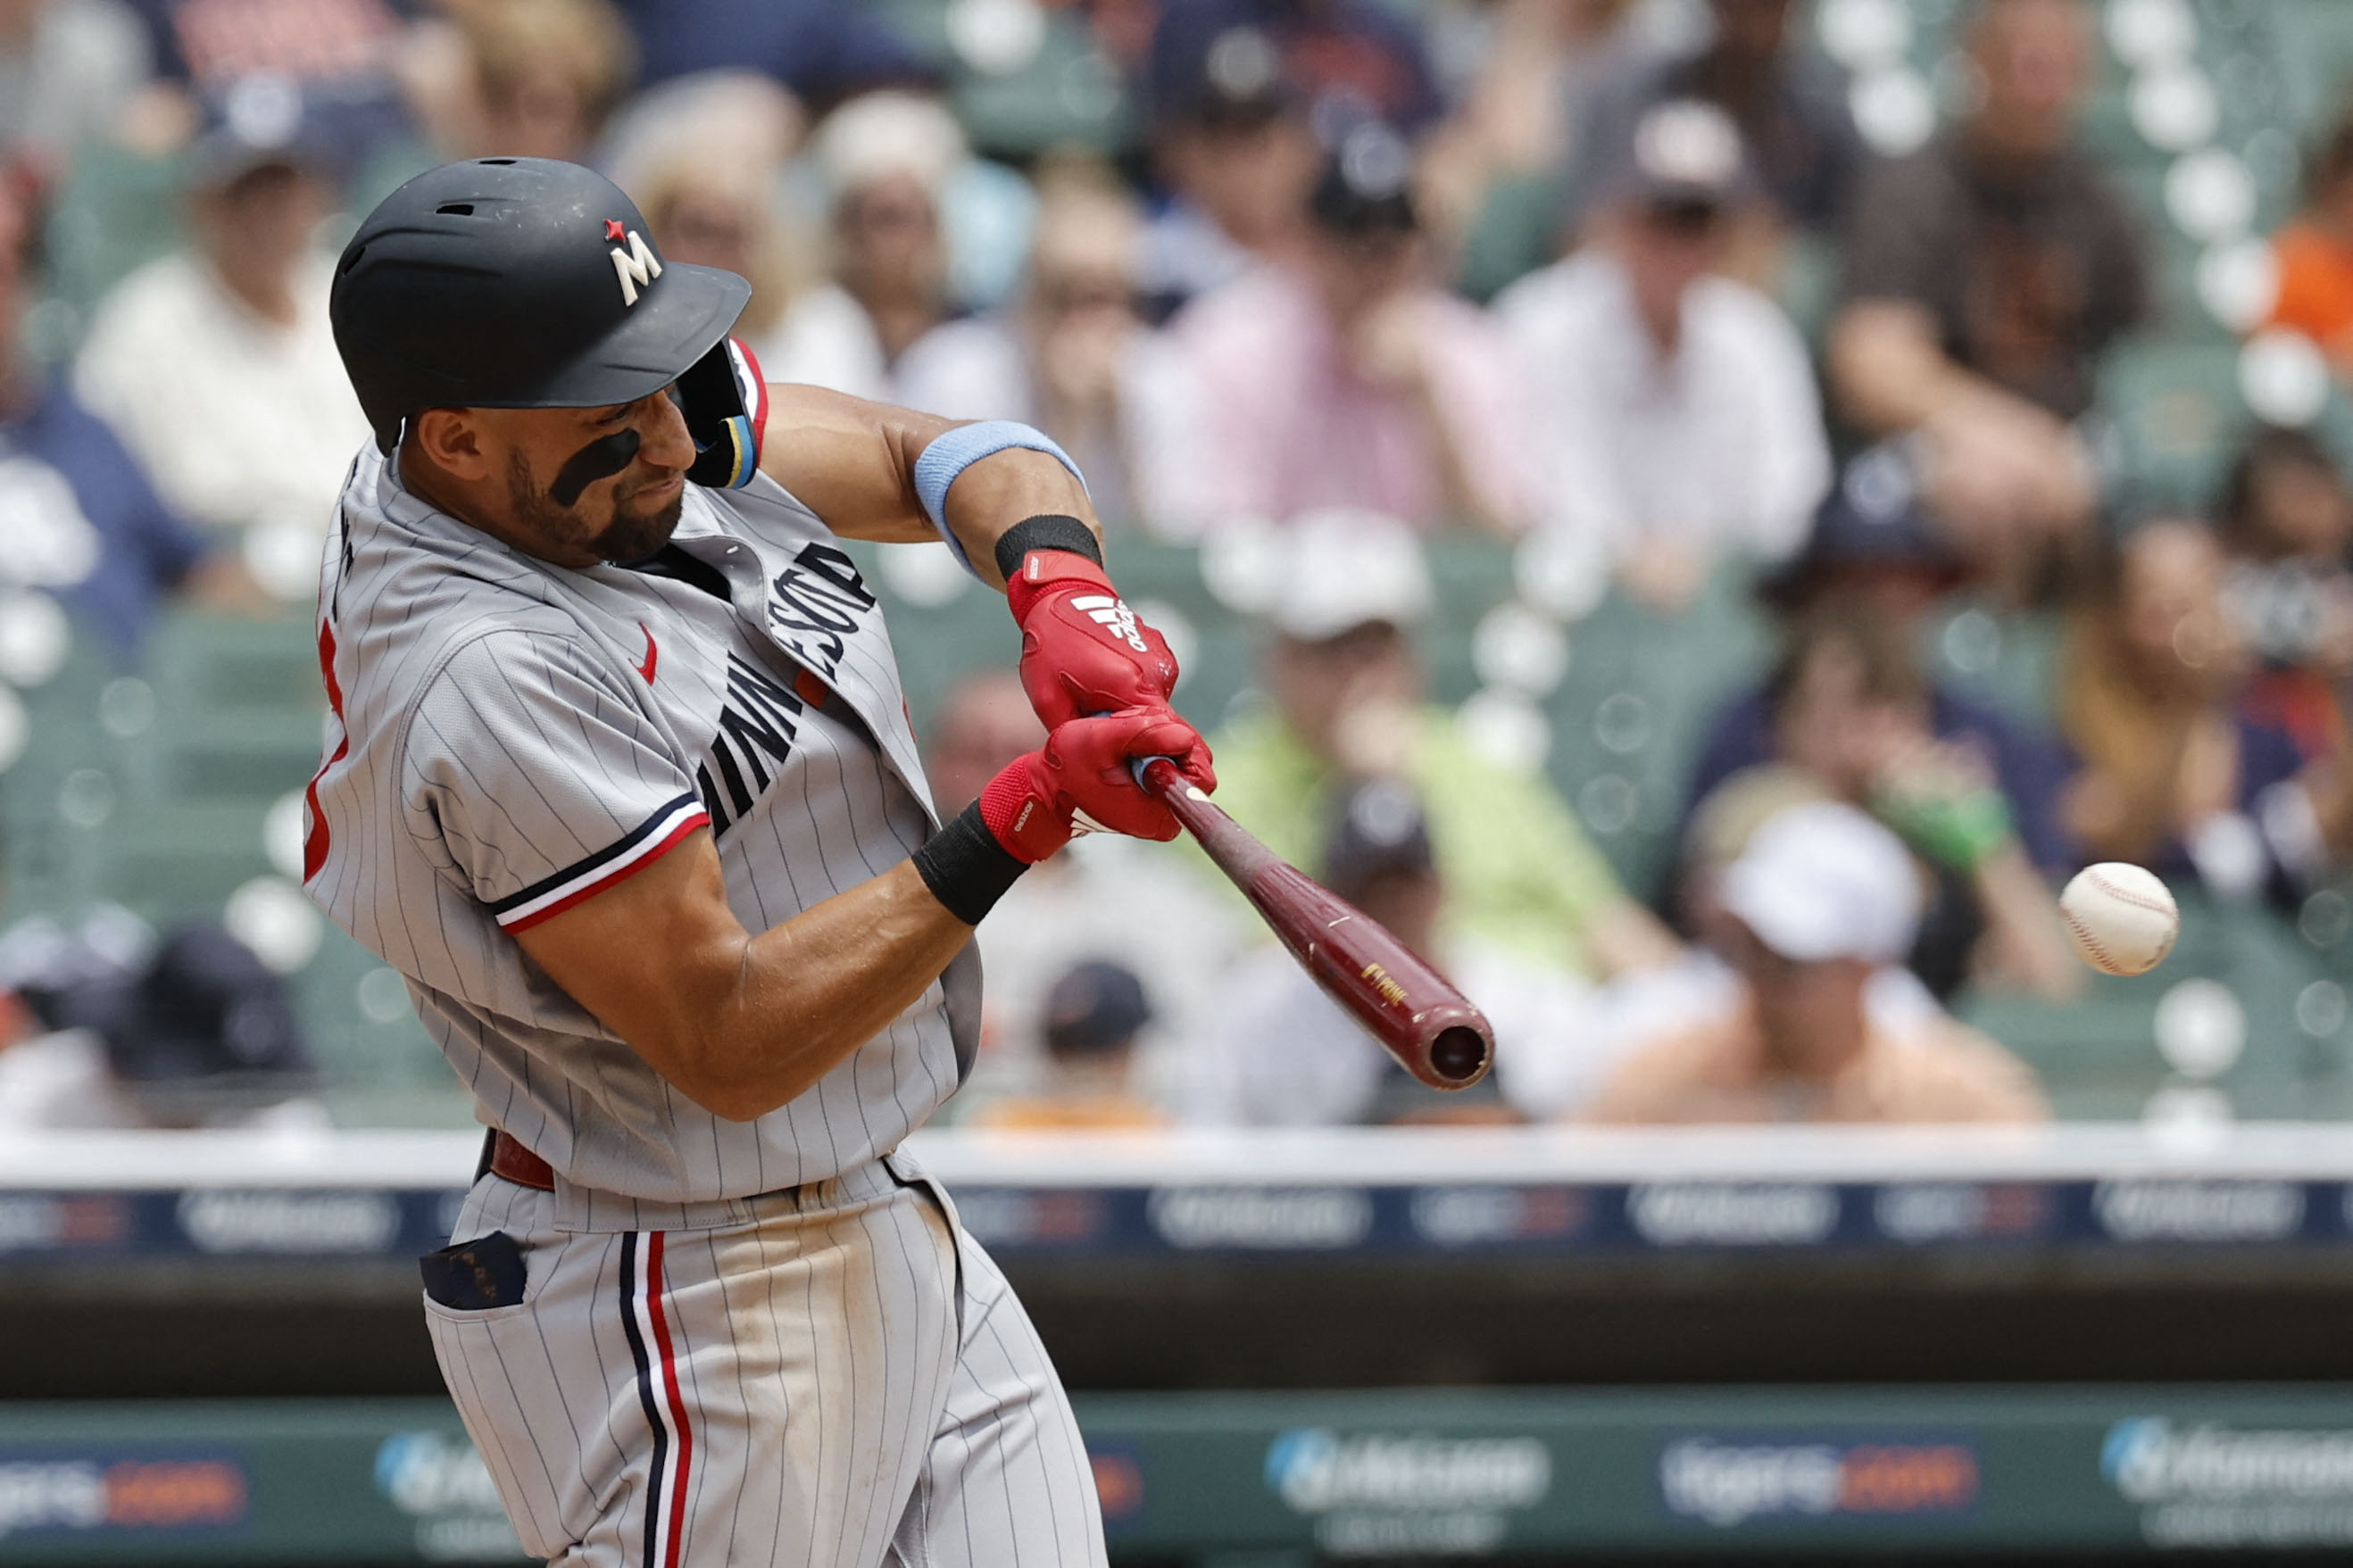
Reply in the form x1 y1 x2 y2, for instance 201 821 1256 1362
488 792 709 931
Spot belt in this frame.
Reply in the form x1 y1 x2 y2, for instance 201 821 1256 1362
483 1130 555 1191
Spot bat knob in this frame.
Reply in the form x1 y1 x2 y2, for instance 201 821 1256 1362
1131 755 1181 793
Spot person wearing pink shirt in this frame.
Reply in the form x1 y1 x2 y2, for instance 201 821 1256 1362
1152 120 1532 538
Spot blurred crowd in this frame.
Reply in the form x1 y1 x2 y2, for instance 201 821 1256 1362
6 0 2353 1132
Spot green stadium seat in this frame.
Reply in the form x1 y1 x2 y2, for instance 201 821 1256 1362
2097 336 2249 509
1958 892 2353 1120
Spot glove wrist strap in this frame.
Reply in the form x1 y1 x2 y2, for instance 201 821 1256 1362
994 513 1102 578
1000 516 1110 623
912 802 1031 925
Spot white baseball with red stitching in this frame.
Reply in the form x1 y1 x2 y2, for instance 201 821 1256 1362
2059 862 2180 976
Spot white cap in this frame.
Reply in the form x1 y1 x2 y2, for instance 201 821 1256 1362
813 91 968 198
1266 509 1433 642
1718 802 1922 964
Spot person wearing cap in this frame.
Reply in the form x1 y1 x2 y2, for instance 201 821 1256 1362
964 958 1168 1130
310 156 1214 1565
1136 19 1322 313
1827 0 2148 595
72 77 370 543
1160 120 1532 537
1682 592 2083 1004
1201 510 1678 979
1495 97 1830 610
1567 0 1865 245
1587 801 2048 1124
1683 446 2080 884
1146 0 1442 141
0 920 325 1132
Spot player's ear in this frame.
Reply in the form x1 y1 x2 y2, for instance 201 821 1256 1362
411 407 489 481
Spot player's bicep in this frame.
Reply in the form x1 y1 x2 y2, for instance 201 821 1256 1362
509 827 749 1077
755 383 949 543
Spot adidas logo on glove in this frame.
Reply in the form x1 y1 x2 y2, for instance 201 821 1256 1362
1068 594 1151 655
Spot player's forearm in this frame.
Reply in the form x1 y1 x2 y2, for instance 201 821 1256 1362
684 863 975 1120
516 836 977 1123
936 448 1102 591
753 388 1101 584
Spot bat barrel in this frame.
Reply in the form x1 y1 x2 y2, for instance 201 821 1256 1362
1136 758 1495 1091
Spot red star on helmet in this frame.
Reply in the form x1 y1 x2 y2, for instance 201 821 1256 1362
603 219 627 242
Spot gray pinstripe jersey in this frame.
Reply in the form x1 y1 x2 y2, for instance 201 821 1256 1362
303 447 979 1224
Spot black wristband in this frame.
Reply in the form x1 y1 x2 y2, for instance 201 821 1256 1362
911 801 1030 925
994 514 1102 580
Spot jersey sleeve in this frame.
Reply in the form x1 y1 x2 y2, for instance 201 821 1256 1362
403 628 708 933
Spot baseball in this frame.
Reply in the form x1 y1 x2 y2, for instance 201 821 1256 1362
2059 862 2180 976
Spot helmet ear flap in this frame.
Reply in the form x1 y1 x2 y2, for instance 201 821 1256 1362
679 336 768 488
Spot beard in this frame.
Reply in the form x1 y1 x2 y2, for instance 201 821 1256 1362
506 449 684 566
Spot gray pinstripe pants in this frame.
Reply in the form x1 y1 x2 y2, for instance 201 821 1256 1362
424 1154 1108 1567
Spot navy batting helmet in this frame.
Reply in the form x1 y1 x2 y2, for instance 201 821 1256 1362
330 157 751 452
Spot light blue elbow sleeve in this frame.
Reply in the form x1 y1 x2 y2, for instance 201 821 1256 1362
910 421 1088 577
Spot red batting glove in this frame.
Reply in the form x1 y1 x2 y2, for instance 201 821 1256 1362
1008 548 1183 726
977 708 1215 862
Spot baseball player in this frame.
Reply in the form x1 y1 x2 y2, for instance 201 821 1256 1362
303 157 1213 1566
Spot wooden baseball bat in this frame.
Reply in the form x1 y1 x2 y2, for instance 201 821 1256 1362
1135 757 1493 1091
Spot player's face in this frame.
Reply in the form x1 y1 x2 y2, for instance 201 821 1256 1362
498 391 697 566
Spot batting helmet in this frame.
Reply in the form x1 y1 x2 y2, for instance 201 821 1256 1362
330 157 752 452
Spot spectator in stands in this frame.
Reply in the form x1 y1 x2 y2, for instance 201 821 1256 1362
612 75 811 363
1150 0 1442 136
2263 107 2353 374
1136 17 1320 314
0 162 240 654
1687 599 2082 1002
2058 519 2353 900
2216 427 2353 766
1827 0 2148 596
73 83 369 547
1496 97 1830 610
0 0 154 173
925 669 1244 1113
0 919 322 1132
1588 802 2050 1124
1160 121 1532 536
1203 511 1679 978
964 961 1168 1130
1570 0 1863 249
761 91 963 401
606 0 924 104
416 0 636 166
1684 451 2080 873
896 162 1191 530
1416 0 1653 295
123 0 414 176
1186 779 1542 1125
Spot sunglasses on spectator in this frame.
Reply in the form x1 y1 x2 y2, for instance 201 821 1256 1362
1034 276 1144 317
1643 195 1725 236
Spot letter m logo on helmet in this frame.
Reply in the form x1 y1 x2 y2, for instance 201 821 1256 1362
609 224 662 306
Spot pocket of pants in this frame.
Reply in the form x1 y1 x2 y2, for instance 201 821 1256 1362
421 1230 529 1311
420 1229 545 1325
